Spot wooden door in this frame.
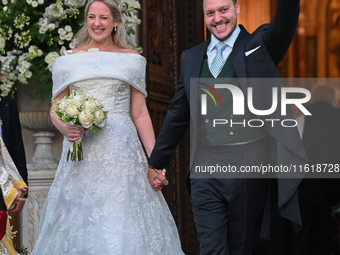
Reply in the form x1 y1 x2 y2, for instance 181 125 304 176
139 0 204 253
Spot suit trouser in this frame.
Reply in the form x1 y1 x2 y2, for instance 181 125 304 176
190 138 270 255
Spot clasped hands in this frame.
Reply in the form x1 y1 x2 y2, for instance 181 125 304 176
147 167 169 191
10 185 28 213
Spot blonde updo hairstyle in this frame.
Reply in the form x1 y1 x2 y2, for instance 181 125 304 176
74 0 128 49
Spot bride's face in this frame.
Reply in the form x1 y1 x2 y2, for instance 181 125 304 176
87 1 118 44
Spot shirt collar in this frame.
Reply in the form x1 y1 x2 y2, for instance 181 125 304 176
208 25 241 53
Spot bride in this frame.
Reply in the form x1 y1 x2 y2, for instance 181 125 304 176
31 0 184 254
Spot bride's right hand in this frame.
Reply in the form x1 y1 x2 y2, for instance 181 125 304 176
147 168 169 191
65 124 85 142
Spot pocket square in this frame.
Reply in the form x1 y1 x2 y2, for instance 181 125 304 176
245 46 261 57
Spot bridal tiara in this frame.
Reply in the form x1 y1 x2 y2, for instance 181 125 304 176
113 0 121 6
88 0 121 6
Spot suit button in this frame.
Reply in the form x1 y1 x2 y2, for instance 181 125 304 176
230 132 234 135
205 119 209 123
230 115 233 119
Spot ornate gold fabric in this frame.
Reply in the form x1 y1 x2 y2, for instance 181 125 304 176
0 137 28 255
0 218 18 255
0 137 27 210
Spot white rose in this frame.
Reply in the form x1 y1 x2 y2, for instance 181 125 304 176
57 100 69 113
48 63 53 72
3 6 8 11
69 42 75 49
47 23 56 30
37 49 43 56
65 105 79 118
38 19 48 26
31 1 38 7
71 94 83 106
65 34 73 41
44 3 63 19
26 0 32 4
95 100 103 108
17 66 26 73
0 37 5 48
58 28 66 36
58 40 64 45
133 1 141 9
37 0 43 3
22 60 30 69
64 0 86 8
2 0 8 5
65 25 72 32
11 0 15 3
39 26 48 34
25 71 32 78
45 51 59 65
79 110 93 128
60 46 66 55
94 111 105 126
84 100 97 112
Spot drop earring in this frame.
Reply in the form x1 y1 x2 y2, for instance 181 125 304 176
114 26 117 32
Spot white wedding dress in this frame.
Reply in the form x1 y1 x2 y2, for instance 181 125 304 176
31 51 184 255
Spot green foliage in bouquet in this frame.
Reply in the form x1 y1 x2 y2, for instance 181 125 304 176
14 244 29 255
0 0 141 99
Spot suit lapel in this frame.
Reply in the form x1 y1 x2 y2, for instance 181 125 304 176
231 25 250 93
190 39 210 124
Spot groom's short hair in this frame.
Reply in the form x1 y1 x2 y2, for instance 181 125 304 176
203 0 237 4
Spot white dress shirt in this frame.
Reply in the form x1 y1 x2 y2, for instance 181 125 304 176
207 25 241 68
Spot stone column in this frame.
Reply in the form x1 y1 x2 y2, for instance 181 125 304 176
16 82 61 252
20 169 56 252
19 111 58 170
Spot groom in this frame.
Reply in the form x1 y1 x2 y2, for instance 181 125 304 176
148 0 307 254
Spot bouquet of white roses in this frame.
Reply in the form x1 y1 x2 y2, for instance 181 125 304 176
54 91 108 162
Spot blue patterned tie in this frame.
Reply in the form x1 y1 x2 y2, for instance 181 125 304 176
210 42 227 78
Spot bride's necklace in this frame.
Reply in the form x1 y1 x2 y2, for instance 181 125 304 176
87 44 121 52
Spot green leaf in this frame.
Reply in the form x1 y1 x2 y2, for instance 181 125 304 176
91 126 98 135
56 111 63 118
67 149 70 161
63 117 74 122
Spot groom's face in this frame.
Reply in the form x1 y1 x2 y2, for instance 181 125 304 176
203 0 240 41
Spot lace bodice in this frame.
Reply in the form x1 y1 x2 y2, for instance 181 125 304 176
70 79 131 115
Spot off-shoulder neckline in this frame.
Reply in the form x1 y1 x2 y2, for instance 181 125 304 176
60 49 146 61
63 48 142 56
